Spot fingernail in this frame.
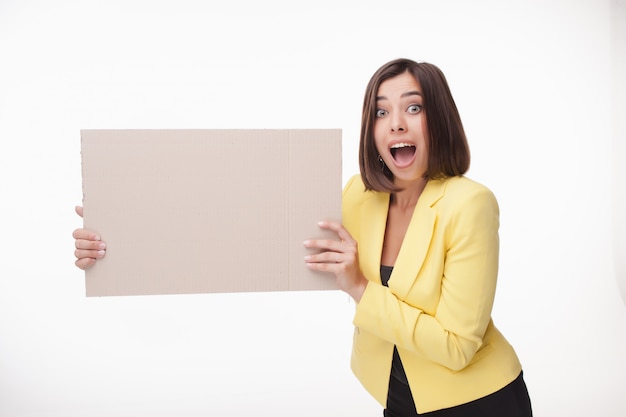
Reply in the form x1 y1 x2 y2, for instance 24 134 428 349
98 243 106 250
303 240 310 246
97 250 106 258
304 255 311 261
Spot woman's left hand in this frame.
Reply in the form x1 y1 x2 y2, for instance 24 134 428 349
304 220 367 302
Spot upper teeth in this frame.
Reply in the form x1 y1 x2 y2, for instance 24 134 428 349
391 142 414 149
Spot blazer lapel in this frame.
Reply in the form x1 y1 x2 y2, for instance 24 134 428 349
388 179 446 298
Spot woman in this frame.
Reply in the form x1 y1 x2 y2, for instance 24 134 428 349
304 59 532 416
73 58 532 416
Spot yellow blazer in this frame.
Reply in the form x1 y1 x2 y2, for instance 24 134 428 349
343 174 522 413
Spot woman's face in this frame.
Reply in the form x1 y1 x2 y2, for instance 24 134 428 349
373 71 429 188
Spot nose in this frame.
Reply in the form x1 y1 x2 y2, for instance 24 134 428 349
390 113 406 132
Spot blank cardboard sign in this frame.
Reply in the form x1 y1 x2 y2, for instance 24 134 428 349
80 129 342 296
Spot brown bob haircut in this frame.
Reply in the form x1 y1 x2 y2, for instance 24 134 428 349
359 58 470 193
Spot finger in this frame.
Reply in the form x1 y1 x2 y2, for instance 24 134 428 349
304 238 345 253
305 251 347 264
304 238 357 257
75 238 106 251
75 257 97 270
74 248 106 261
305 258 351 275
317 220 357 245
305 261 334 273
75 205 84 218
72 228 101 241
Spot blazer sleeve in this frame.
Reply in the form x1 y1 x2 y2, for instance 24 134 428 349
353 182 500 371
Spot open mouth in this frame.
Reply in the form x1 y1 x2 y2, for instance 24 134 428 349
390 142 416 165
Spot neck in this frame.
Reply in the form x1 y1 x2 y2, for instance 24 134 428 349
391 178 427 211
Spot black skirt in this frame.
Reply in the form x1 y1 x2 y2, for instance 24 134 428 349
384 369 532 417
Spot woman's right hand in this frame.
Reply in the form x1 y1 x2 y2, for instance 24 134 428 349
72 206 106 270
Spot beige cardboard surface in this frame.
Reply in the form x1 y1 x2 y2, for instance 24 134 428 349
81 129 342 296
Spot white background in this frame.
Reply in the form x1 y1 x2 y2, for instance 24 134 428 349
1 0 625 416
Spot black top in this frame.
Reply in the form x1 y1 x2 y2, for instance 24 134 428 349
380 265 410 386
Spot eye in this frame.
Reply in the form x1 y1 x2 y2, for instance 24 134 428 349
407 104 422 114
375 109 388 118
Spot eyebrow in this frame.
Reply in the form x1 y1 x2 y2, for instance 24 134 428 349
376 91 422 101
